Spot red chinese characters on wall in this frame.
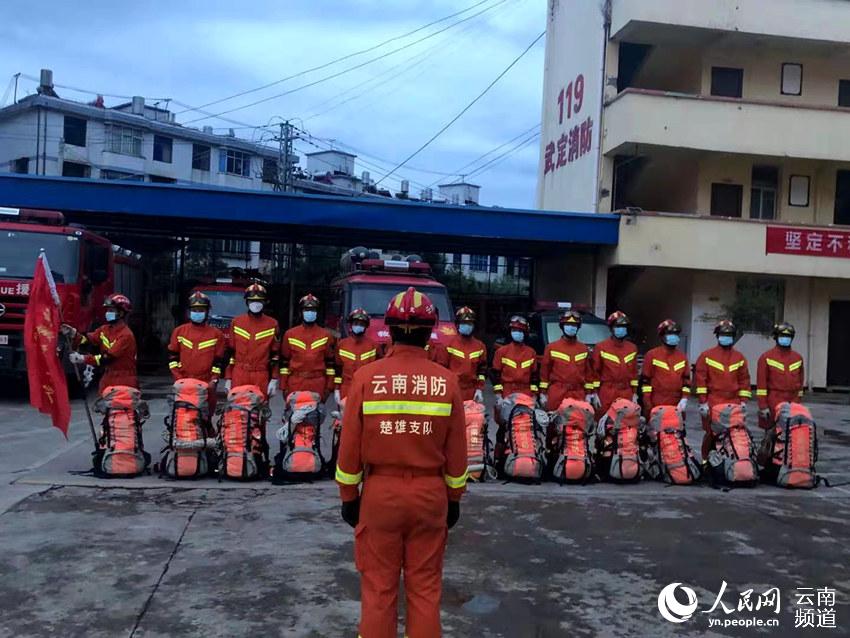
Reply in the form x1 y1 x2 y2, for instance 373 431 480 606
544 73 593 176
766 226 850 259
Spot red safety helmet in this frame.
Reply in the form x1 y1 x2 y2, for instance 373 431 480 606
244 283 267 301
347 307 370 326
299 293 320 310
607 311 630 327
559 310 582 327
455 306 476 324
509 315 529 333
714 319 736 336
188 291 211 309
104 293 132 313
657 319 681 336
385 287 437 328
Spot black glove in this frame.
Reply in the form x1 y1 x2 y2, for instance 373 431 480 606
447 501 460 530
341 499 360 528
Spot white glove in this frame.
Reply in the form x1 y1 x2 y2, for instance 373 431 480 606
209 378 218 389
539 393 548 409
587 393 601 409
698 403 709 418
69 352 86 364
758 408 770 419
740 402 748 415
495 393 503 403
631 393 639 404
266 379 279 398
334 389 341 404
596 416 608 438
676 398 689 413
60 324 77 339
224 379 232 393
473 389 484 404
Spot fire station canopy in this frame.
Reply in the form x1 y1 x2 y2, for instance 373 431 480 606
0 174 618 255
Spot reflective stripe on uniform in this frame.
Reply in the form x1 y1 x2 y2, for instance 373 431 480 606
477 375 485 381
198 338 218 350
624 352 637 364
550 351 570 362
233 326 251 340
521 359 534 369
169 361 180 369
447 347 465 359
100 333 114 349
334 377 342 384
652 359 669 370
338 349 356 360
766 358 785 371
705 357 724 371
93 354 102 366
681 387 691 394
362 400 453 416
696 387 708 395
501 358 517 368
630 380 639 387
530 384 539 392
470 350 484 359
444 470 468 490
789 360 803 372
493 384 503 391
539 381 550 389
288 337 307 349
739 389 753 398
584 383 595 390
177 336 194 349
756 389 768 396
574 352 588 361
729 361 746 372
229 357 236 365
256 328 276 341
641 385 653 393
311 337 329 349
362 350 377 360
674 360 687 372
335 465 363 485
211 366 222 375
600 351 620 364
280 367 291 375
326 368 336 376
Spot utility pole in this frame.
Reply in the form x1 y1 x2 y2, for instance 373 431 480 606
274 120 296 192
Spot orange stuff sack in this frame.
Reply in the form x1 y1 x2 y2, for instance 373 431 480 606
648 405 700 485
597 399 642 482
463 400 488 481
502 393 546 482
708 403 758 487
93 385 150 477
767 402 818 489
218 385 269 480
161 378 213 479
274 391 324 482
551 398 595 483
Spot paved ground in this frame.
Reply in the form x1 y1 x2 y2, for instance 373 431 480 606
1 380 849 637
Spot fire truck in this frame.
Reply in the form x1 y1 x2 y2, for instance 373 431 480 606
0 207 141 379
327 248 456 347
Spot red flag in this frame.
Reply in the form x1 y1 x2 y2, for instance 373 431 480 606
24 252 71 436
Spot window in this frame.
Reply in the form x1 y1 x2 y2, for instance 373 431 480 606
711 67 743 98
262 158 278 184
732 278 785 334
750 166 778 220
839 80 850 107
489 255 499 274
192 144 210 171
61 161 90 178
452 253 462 269
835 170 850 226
505 256 517 276
711 183 743 217
789 175 810 207
149 175 176 183
153 135 172 163
469 255 488 272
63 116 87 147
219 149 251 177
101 169 143 181
518 258 531 279
219 239 250 258
781 63 802 96
105 125 143 156
12 157 28 174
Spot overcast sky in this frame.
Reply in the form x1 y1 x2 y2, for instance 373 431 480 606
1 0 545 208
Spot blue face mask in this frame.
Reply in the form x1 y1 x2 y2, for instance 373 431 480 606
190 310 206 324
718 335 734 347
563 325 578 338
510 330 524 343
458 323 474 337
778 336 793 347
613 326 628 339
105 311 117 323
303 310 317 323
351 324 366 335
664 334 680 347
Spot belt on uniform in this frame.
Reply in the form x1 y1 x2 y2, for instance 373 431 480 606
368 465 442 478
234 362 269 372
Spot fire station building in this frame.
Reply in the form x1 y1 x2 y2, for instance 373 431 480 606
538 0 850 389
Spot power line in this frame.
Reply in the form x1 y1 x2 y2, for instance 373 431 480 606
466 131 540 179
181 0 509 125
374 29 545 187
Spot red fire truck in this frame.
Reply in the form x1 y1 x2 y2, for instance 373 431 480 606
0 207 140 379
327 248 456 348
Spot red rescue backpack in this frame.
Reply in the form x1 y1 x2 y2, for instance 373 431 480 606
273 391 325 483
648 405 700 485
597 399 642 482
501 393 547 482
463 400 489 482
218 385 270 480
93 385 150 477
550 398 595 483
763 402 819 489
161 378 214 479
708 403 758 487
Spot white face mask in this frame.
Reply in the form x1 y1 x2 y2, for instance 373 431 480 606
351 325 366 335
248 301 264 314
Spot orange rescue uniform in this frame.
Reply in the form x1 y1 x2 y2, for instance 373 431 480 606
76 322 138 391
336 344 467 638
335 334 380 399
225 313 280 391
443 335 487 401
640 345 690 415
491 342 538 398
168 322 226 412
426 341 449 367
591 337 638 414
694 345 752 457
756 346 804 428
539 336 594 411
280 323 335 400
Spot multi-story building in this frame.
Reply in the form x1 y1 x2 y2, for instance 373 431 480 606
537 0 850 389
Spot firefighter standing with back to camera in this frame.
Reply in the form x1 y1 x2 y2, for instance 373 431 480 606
335 286 467 638
756 322 804 429
442 306 487 403
694 319 752 460
640 319 691 418
591 311 639 415
539 309 597 411
224 284 280 398
279 293 336 401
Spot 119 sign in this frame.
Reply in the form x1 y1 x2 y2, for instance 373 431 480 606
557 74 585 124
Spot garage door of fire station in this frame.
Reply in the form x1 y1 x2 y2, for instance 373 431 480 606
827 301 850 387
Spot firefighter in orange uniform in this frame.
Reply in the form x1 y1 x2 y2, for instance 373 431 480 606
167 291 227 413
640 319 691 418
224 284 280 398
539 309 597 412
280 293 335 401
694 319 752 460
63 293 138 391
443 306 487 402
334 308 380 401
591 311 639 415
756 322 804 429
335 287 467 638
